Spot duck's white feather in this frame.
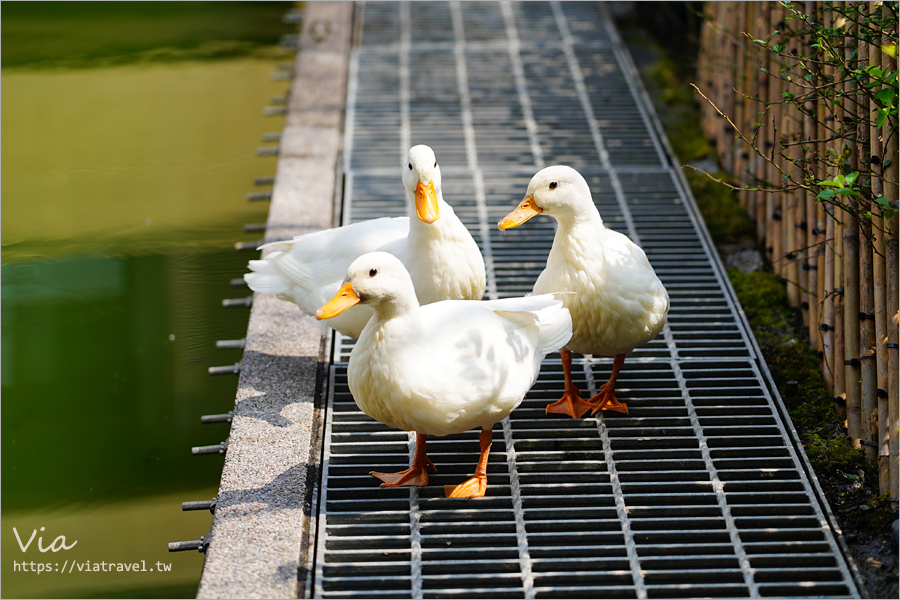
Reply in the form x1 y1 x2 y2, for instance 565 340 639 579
519 165 669 356
245 217 408 335
244 145 486 338
534 221 669 355
342 254 572 436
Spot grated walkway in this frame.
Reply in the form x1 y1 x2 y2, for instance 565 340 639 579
309 2 861 599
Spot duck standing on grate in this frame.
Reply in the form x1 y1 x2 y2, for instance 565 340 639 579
245 144 486 338
317 252 572 498
498 165 669 418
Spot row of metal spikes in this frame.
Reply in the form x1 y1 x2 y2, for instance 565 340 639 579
166 7 304 556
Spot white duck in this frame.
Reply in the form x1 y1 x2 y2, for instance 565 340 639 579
498 165 669 418
244 145 486 338
316 252 572 498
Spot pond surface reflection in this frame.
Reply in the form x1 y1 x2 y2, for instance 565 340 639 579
2 3 292 597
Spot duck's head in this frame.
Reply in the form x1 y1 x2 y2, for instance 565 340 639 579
498 165 596 229
402 144 442 224
316 252 418 320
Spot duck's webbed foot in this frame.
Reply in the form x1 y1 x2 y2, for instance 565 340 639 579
586 386 629 415
444 428 493 499
545 388 595 419
444 474 487 498
370 465 430 487
586 353 628 415
371 432 435 487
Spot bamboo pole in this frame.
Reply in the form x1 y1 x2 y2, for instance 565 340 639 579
734 4 747 209
856 3 877 461
782 12 808 310
755 3 771 245
826 4 847 424
835 213 846 420
841 13 862 448
699 3 716 144
744 1 760 221
794 4 811 326
887 207 899 507
781 8 800 308
714 2 729 157
732 2 752 210
710 3 726 169
768 3 785 273
887 207 899 506
859 196 877 462
785 46 803 311
785 140 802 307
820 6 837 395
700 2 715 144
721 2 739 174
869 20 889 490
805 0 822 349
883 39 899 508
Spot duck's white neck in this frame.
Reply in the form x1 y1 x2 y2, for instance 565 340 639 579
405 190 461 238
553 202 604 231
363 301 425 353
368 292 421 326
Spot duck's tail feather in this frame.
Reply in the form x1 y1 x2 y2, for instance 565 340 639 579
244 251 297 296
489 293 573 356
535 300 573 356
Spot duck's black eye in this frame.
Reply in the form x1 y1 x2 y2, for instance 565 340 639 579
434 161 438 168
369 268 378 277
549 181 558 189
408 163 413 170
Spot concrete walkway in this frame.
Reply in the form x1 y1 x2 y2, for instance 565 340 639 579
197 3 351 597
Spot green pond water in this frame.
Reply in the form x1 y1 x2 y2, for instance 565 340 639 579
2 3 294 597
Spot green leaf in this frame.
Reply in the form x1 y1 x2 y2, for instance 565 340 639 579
845 172 858 187
883 43 898 59
875 87 897 105
875 196 900 219
817 189 839 200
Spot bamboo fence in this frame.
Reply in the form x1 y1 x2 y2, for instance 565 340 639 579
696 1 898 502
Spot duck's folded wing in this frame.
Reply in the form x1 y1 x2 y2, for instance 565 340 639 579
245 217 409 314
418 296 572 382
487 294 573 357
406 297 571 432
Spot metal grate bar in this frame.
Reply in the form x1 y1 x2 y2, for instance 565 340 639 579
499 2 544 170
312 2 861 598
501 416 537 599
669 357 759 596
450 0 499 301
593 381 649 600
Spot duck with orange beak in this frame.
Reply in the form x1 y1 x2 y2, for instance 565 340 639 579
244 145 485 338
317 252 572 498
498 165 669 418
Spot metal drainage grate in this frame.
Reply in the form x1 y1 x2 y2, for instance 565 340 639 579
310 2 860 598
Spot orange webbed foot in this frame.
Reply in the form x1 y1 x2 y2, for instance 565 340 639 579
587 387 629 415
444 474 487 499
546 389 596 419
370 465 430 487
